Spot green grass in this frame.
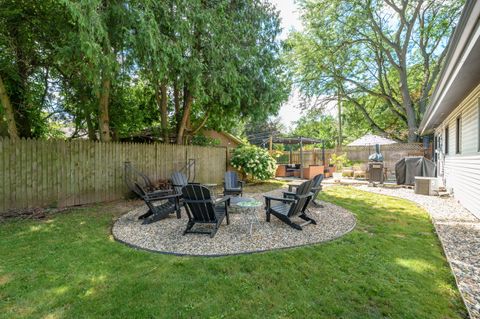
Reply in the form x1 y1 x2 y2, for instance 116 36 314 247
243 179 287 193
0 187 467 318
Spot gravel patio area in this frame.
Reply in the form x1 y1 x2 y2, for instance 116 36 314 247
356 185 480 319
112 188 356 256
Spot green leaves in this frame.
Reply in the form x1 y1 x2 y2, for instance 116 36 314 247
286 0 464 142
231 145 277 181
292 111 337 148
0 0 290 140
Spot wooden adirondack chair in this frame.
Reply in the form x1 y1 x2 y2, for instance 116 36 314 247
288 174 324 207
223 171 244 197
134 182 181 224
182 184 231 238
264 180 316 230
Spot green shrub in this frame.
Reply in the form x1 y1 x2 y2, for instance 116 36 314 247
231 145 277 181
330 153 349 170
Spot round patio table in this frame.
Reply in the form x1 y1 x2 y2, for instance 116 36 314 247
233 198 263 236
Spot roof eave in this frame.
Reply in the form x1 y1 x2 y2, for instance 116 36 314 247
419 0 480 135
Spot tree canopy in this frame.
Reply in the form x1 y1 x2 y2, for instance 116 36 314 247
0 0 290 143
291 111 337 148
286 0 464 142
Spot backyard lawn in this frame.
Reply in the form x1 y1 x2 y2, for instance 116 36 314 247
0 186 467 318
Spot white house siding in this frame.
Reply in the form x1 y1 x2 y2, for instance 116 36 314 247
434 83 480 219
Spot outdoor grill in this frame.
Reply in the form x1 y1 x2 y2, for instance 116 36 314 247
368 144 384 184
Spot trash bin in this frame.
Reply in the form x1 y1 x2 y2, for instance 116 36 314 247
368 162 384 183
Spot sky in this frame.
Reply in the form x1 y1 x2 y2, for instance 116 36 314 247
269 0 304 131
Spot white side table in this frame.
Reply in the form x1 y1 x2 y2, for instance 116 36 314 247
235 199 262 236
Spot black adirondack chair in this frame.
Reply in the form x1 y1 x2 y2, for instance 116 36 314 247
264 180 316 230
124 162 179 223
171 171 199 195
134 182 181 224
223 171 244 197
288 174 324 207
182 184 231 238
124 161 157 196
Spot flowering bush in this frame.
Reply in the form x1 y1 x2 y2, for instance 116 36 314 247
230 145 277 181
330 153 349 170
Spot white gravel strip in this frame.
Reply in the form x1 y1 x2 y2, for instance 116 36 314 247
112 188 356 256
356 185 480 319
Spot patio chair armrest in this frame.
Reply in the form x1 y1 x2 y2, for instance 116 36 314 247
215 195 231 205
295 192 314 200
146 193 180 201
287 184 299 192
264 195 295 203
283 191 296 196
149 189 172 196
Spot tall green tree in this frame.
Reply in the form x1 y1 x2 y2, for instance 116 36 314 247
291 110 337 148
0 0 289 143
0 0 68 138
60 0 135 142
287 0 464 142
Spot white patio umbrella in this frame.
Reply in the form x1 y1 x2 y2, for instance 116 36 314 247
347 134 397 146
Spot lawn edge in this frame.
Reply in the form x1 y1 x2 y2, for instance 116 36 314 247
349 186 471 319
109 203 357 258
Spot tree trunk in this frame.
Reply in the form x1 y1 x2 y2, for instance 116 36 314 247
98 77 111 142
0 75 19 139
337 90 342 146
191 112 209 135
173 79 181 131
405 104 418 142
155 81 169 142
398 58 418 142
86 112 96 141
176 89 193 144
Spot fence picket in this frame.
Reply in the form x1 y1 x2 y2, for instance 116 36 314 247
0 138 226 213
282 143 427 172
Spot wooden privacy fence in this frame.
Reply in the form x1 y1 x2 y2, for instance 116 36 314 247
284 143 429 172
0 138 227 213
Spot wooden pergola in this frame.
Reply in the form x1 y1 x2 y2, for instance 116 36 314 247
271 136 325 179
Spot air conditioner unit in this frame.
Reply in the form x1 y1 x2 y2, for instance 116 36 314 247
414 177 439 196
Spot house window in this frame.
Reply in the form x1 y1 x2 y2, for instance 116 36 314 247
445 126 449 154
456 117 461 154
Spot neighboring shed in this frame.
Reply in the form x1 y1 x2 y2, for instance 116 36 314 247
200 130 244 148
419 0 480 218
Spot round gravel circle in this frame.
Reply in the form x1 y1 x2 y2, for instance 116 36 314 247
112 197 356 257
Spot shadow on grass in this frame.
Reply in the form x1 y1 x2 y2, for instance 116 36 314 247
0 187 468 319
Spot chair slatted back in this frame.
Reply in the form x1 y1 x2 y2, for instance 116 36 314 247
125 162 154 197
171 171 189 194
182 185 217 223
312 174 324 189
224 171 239 189
134 182 157 213
288 180 313 217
